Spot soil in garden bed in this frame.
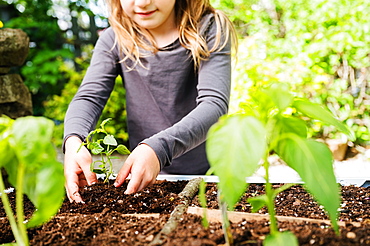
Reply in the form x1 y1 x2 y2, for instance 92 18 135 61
1 181 369 245
2 211 369 246
1 210 171 245
0 179 188 218
191 183 370 223
165 213 370 246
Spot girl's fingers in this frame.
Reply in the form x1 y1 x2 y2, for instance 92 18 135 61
116 144 160 194
65 175 84 203
79 164 98 186
114 160 132 187
124 173 143 194
125 165 157 194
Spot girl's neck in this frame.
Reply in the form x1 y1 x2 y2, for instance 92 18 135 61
147 9 178 48
151 27 178 48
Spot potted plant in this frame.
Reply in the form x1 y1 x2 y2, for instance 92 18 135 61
78 118 131 183
204 83 355 245
0 116 65 246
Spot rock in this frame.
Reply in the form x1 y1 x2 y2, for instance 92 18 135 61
0 74 32 118
0 67 10 75
0 28 29 67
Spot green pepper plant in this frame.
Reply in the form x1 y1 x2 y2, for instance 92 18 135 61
203 83 355 246
0 116 65 246
78 118 130 183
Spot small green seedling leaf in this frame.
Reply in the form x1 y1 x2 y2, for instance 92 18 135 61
248 183 295 213
248 194 268 213
92 169 105 174
103 135 117 146
88 142 104 155
116 144 131 155
206 115 266 209
264 231 298 246
100 118 112 129
81 118 131 182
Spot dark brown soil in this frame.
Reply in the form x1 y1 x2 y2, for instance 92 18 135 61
191 183 370 223
1 180 369 245
0 180 187 218
165 213 370 246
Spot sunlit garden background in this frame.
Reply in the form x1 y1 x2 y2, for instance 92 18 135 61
0 0 369 150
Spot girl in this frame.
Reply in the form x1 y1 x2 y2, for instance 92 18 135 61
63 0 237 202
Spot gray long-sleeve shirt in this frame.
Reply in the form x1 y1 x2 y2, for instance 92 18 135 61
64 13 232 174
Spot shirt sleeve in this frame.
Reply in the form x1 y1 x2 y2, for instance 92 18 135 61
141 16 232 169
63 28 120 152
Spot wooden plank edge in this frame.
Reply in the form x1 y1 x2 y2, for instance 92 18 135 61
187 206 362 228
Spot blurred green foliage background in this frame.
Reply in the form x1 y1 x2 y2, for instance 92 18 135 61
0 0 369 148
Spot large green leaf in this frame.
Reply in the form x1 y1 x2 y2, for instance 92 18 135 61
10 116 54 166
262 83 293 112
0 131 17 170
269 115 307 148
293 99 355 141
206 115 266 209
25 160 65 228
0 116 13 135
277 136 340 232
264 231 298 246
3 116 65 228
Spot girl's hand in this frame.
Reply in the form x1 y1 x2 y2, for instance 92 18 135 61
64 136 98 202
114 144 160 194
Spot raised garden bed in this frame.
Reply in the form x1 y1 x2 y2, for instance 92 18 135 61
1 178 369 245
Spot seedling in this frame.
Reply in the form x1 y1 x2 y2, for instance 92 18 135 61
0 116 65 246
203 83 355 246
78 118 130 183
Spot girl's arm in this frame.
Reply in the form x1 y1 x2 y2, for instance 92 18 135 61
63 28 120 201
63 28 120 149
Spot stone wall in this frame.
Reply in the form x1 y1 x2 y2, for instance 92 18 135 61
0 28 32 118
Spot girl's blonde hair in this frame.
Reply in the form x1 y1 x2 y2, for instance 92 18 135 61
107 0 237 69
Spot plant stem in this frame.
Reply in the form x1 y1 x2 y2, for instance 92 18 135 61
106 156 113 183
198 167 214 228
263 157 278 235
0 172 24 245
218 190 234 246
105 145 112 183
16 163 29 246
